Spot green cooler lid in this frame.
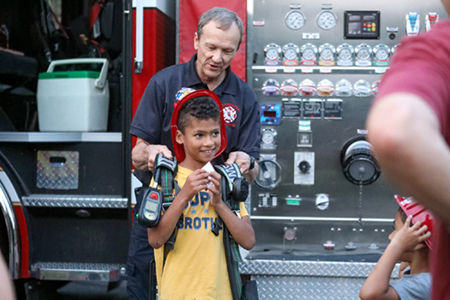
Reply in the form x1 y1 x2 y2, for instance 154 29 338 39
38 71 101 79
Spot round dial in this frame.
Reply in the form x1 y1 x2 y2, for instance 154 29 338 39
317 10 337 30
302 48 316 60
338 48 352 60
284 48 297 60
266 48 279 60
285 10 306 30
375 49 389 61
262 131 275 144
357 48 371 60
320 48 334 60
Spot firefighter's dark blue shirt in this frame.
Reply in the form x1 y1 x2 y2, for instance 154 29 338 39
130 54 261 184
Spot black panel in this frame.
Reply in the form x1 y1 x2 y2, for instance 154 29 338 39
344 11 380 39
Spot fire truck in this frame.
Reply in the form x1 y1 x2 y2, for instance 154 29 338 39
0 0 445 299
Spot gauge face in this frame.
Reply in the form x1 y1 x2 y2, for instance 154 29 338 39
320 48 334 60
357 49 371 60
284 48 297 60
302 48 316 60
338 48 352 60
262 131 275 144
317 10 337 30
285 10 306 30
266 48 279 60
375 49 389 61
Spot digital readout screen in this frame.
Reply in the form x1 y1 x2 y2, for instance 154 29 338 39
263 111 277 117
344 11 380 39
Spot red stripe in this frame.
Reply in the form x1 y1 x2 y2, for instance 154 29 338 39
14 206 29 278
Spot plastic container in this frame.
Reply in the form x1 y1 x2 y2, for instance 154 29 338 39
37 58 109 131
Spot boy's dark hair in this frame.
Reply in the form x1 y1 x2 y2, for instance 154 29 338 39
397 207 409 225
177 96 221 133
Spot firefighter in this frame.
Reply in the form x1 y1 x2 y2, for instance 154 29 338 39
127 7 260 299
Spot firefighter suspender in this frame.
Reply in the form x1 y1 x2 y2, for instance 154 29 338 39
144 154 249 300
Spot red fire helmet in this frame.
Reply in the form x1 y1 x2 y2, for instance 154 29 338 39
394 195 433 249
170 88 227 163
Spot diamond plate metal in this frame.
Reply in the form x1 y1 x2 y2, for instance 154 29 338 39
239 259 400 299
37 151 79 190
253 275 366 299
240 259 399 278
22 195 127 208
31 262 123 271
31 262 125 282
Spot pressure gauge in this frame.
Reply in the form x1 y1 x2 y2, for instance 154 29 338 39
261 128 277 146
319 43 336 66
282 43 300 65
372 80 380 95
262 79 280 97
355 44 372 66
300 43 318 65
264 43 282 65
373 44 390 66
336 44 354 66
281 79 298 96
317 79 334 97
353 79 371 97
298 79 317 96
335 79 353 97
316 10 337 30
285 10 306 30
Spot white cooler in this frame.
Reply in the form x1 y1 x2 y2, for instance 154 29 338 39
37 58 110 131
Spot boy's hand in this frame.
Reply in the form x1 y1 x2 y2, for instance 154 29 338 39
178 169 210 203
206 170 223 208
391 215 431 253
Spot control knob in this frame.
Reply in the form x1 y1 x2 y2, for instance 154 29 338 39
298 160 310 174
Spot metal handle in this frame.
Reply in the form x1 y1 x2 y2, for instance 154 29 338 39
46 58 109 89
134 0 144 74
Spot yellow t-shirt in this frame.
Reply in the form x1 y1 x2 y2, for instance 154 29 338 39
154 165 249 300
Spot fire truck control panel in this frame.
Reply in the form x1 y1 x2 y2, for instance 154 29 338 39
241 0 447 298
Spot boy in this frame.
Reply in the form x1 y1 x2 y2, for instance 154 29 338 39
147 89 256 300
360 196 432 300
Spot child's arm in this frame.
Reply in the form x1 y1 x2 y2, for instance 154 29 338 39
147 169 210 249
359 216 430 300
207 171 256 250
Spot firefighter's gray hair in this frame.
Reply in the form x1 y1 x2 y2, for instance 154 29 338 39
197 7 244 50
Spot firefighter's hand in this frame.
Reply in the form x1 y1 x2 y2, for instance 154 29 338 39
206 170 223 208
225 151 251 174
178 169 210 203
145 144 172 171
225 151 258 184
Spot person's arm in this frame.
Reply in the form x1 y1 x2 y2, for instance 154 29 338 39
131 138 173 172
367 93 450 223
0 253 15 300
225 151 258 184
147 169 210 248
207 171 256 250
359 216 430 300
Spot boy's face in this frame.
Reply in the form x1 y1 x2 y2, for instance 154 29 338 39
388 212 403 241
176 117 221 169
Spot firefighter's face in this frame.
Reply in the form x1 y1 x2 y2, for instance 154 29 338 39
176 117 221 169
194 20 240 84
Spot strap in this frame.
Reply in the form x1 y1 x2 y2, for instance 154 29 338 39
217 170 243 300
153 154 178 207
89 0 107 30
214 164 243 212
